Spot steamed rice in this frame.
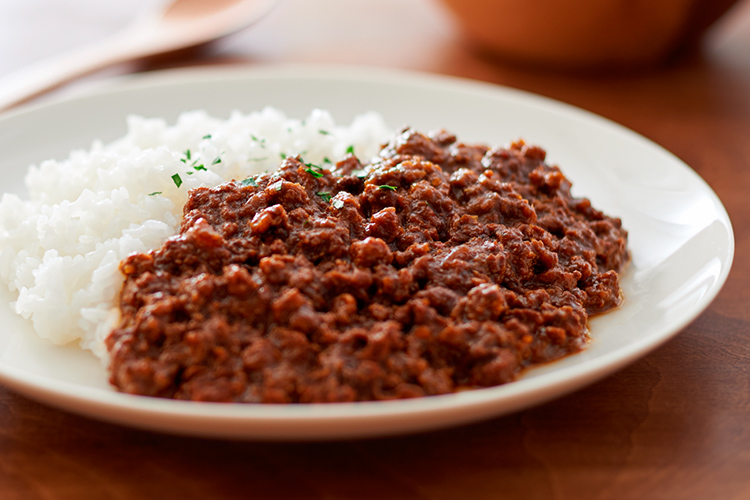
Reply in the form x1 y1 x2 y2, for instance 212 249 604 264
0 108 392 359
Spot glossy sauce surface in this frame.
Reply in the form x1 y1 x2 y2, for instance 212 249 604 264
108 129 628 402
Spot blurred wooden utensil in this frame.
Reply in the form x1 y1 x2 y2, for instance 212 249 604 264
0 0 276 112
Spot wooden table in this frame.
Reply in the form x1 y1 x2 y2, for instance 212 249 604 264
1 1 749 498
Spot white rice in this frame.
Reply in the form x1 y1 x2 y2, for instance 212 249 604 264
0 107 392 360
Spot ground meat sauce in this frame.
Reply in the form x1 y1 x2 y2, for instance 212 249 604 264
106 128 629 403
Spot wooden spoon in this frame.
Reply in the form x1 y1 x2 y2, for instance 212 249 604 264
0 0 277 112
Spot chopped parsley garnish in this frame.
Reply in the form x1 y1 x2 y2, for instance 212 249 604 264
202 134 212 140
323 157 332 164
241 177 258 187
318 129 331 135
378 184 397 191
315 191 332 202
148 191 162 196
346 145 355 154
280 152 287 160
250 134 266 146
171 173 182 188
305 162 323 171
248 157 268 162
179 148 216 171
305 167 324 178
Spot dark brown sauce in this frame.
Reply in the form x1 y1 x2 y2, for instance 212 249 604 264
106 128 629 403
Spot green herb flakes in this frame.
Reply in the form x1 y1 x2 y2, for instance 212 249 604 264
316 191 332 202
241 177 258 187
305 167 324 178
378 185 397 191
250 134 266 146
171 173 182 188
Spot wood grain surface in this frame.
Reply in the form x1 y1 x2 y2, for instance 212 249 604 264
1 1 749 498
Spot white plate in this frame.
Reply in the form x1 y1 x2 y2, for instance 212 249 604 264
0 65 734 440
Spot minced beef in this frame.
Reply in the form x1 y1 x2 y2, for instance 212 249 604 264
106 128 629 403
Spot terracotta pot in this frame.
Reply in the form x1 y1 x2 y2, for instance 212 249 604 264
439 0 740 69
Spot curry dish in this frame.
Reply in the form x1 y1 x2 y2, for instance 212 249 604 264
107 128 629 402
